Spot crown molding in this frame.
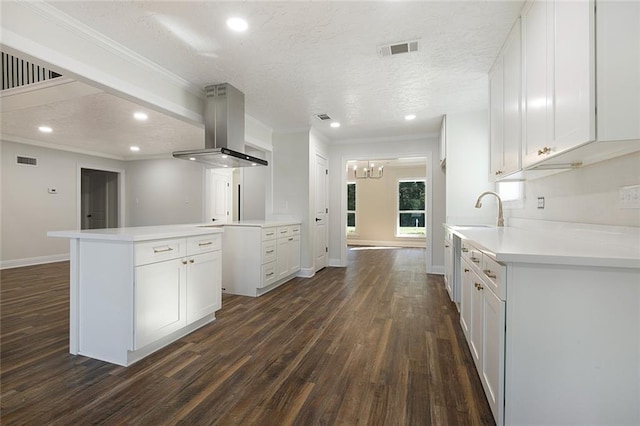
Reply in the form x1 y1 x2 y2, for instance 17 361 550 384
20 0 204 99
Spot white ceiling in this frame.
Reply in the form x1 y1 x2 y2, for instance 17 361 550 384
1 1 524 159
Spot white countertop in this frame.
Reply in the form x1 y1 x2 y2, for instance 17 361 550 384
222 220 301 228
445 222 640 269
48 224 224 242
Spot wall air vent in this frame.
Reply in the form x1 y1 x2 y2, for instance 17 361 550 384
315 113 332 121
16 155 38 166
378 40 419 57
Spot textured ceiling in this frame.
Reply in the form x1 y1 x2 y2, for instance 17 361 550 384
1 1 524 158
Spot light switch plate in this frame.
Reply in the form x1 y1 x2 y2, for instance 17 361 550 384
537 197 545 209
620 185 640 209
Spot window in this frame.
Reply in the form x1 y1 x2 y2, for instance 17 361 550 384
347 182 356 234
497 181 525 209
397 179 426 236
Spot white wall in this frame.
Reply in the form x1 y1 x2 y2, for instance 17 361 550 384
347 165 427 246
1 140 125 267
506 151 640 226
327 135 445 273
125 158 204 226
445 110 496 224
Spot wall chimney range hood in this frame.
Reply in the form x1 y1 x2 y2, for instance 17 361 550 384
173 83 268 168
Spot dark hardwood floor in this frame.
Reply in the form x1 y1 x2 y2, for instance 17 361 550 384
1 247 494 425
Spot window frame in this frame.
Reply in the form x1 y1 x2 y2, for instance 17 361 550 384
346 181 357 236
396 178 426 238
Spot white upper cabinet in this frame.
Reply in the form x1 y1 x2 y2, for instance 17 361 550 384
596 1 640 142
489 18 522 181
522 0 596 168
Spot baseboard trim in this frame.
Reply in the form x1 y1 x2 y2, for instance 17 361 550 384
430 265 445 275
1 254 70 270
297 268 315 278
347 239 426 248
328 258 344 267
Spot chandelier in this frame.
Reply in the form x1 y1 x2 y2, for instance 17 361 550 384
353 161 384 179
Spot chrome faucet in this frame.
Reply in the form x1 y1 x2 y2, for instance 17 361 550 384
475 191 504 227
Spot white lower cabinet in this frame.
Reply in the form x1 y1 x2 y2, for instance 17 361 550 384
222 223 301 297
134 234 222 351
460 240 506 425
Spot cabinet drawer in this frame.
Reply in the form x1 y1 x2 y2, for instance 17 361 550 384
277 226 290 238
262 240 277 264
262 227 277 241
290 224 301 236
187 234 221 255
261 261 277 288
135 238 186 266
481 255 506 300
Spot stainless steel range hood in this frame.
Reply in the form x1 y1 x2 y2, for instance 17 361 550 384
173 83 268 168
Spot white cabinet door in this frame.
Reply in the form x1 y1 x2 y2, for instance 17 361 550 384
470 271 484 369
482 283 506 425
134 258 186 350
288 235 301 275
444 239 453 300
502 18 522 175
596 0 640 142
186 251 221 324
460 259 472 339
489 58 505 180
276 237 290 280
523 0 595 167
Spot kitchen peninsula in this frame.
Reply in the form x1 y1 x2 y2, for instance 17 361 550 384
444 221 640 425
48 225 224 366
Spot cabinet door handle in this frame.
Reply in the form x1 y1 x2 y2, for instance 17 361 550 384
471 256 480 264
198 241 213 247
537 146 552 156
462 248 469 253
189 259 195 264
474 282 484 290
182 260 188 265
266 272 274 277
483 269 497 279
445 244 450 248
495 170 503 175
288 237 293 241
464 268 470 273
153 246 173 253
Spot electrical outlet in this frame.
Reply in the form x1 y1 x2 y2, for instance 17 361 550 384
537 197 545 209
620 185 640 209
48 188 57 194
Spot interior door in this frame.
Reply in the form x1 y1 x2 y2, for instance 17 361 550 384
208 170 230 224
81 168 113 229
314 154 328 271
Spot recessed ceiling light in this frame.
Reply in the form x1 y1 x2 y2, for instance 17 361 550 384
251 163 257 166
38 126 53 133
227 17 248 32
130 146 140 152
223 165 229 168
330 122 341 128
189 157 196 161
221 154 228 159
405 114 416 121
134 112 148 121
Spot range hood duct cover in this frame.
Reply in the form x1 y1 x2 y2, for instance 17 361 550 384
173 83 267 168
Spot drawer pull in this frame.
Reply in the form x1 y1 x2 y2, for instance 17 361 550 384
189 259 195 264
266 272 274 277
462 248 469 253
153 246 174 253
537 146 551 156
280 230 288 234
198 242 213 247
292 228 299 232
266 250 275 254
464 268 470 273
266 232 274 237
470 256 480 264
483 269 497 279
288 237 293 241
182 260 188 265
445 244 450 248
474 282 484 291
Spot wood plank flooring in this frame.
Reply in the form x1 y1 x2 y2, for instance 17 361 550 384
1 247 494 425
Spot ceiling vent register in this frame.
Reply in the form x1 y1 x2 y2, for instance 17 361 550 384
315 113 332 121
16 155 37 166
378 40 419 57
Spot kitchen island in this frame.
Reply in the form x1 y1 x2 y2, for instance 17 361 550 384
444 220 640 425
48 225 224 366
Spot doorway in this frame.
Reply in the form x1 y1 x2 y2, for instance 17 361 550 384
80 168 119 229
314 153 328 271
